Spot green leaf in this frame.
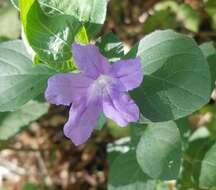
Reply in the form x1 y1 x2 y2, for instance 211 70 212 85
189 127 210 142
200 42 216 88
127 30 211 123
108 121 130 139
0 40 55 112
176 117 191 151
199 143 216 189
37 0 108 37
107 137 131 165
143 9 177 34
200 42 216 58
205 0 216 30
0 101 49 140
177 4 200 32
0 37 10 43
136 121 182 180
180 137 213 188
108 151 156 190
130 124 146 147
22 182 39 190
95 113 106 130
75 25 89 44
0 40 30 58
96 32 124 62
20 0 81 71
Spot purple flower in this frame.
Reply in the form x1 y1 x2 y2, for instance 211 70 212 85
45 43 143 145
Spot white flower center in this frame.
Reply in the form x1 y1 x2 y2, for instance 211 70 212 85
88 74 113 101
96 75 111 89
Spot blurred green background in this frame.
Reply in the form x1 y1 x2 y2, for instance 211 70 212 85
0 0 215 190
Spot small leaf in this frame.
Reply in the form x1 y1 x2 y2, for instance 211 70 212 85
136 121 182 180
177 4 200 32
0 101 49 140
199 142 216 188
0 40 55 111
143 9 177 34
181 137 212 186
108 150 156 190
127 30 211 123
37 0 108 37
176 117 191 151
75 25 89 44
20 0 81 71
96 32 124 62
189 127 210 142
200 42 216 58
205 0 216 30
95 113 106 131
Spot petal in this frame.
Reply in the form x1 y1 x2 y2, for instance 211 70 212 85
110 57 143 91
63 98 102 145
103 91 139 127
45 73 93 106
72 43 110 79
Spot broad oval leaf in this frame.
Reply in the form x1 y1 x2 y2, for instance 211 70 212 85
0 101 49 140
20 0 81 71
127 30 211 123
136 121 182 180
200 42 216 88
108 151 156 190
199 142 216 189
38 0 108 37
0 40 55 112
